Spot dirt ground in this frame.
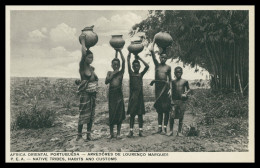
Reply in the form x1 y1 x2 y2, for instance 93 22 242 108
10 101 248 152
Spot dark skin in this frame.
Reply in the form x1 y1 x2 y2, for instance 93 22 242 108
79 33 97 81
150 39 172 133
127 53 149 137
79 53 98 82
76 52 98 141
168 68 190 136
127 53 149 75
80 33 89 54
173 68 190 99
105 49 125 139
150 40 172 96
105 50 125 87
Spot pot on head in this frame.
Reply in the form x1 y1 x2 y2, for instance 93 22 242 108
109 35 125 49
127 40 144 56
154 31 173 49
79 26 98 49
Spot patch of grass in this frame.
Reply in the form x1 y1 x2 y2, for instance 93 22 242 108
187 89 248 119
224 118 248 136
13 103 56 130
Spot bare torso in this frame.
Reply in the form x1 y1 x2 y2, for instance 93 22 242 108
154 64 171 98
107 71 123 88
80 66 97 82
129 72 143 91
172 79 189 100
155 64 171 81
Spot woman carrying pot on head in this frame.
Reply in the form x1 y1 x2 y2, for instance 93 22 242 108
76 43 98 141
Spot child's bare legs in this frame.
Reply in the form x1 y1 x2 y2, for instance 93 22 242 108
167 118 174 136
161 112 169 134
109 124 115 139
130 115 135 129
116 122 122 139
138 115 144 136
127 115 135 137
157 113 163 133
177 117 184 136
128 115 144 137
138 115 143 128
76 124 83 141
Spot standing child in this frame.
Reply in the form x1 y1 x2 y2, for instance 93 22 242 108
105 49 126 139
127 53 149 137
167 66 190 136
149 40 172 135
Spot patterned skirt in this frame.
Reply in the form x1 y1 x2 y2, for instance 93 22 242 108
78 92 96 125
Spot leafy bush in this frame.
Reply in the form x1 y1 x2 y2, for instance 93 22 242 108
14 104 56 129
187 89 248 118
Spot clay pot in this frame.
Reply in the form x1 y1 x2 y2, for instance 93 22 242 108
79 26 98 49
154 31 173 49
109 35 125 49
127 40 144 56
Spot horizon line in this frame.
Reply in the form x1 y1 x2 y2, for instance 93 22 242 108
10 76 207 81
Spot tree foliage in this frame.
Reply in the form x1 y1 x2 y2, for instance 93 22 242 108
130 10 249 92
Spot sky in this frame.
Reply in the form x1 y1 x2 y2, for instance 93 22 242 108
10 10 209 80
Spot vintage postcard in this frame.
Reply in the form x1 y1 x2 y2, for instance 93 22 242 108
5 5 255 163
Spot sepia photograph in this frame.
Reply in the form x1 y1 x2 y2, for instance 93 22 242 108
5 5 255 162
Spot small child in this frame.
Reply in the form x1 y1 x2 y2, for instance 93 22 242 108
105 49 126 139
167 66 190 136
126 53 149 137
